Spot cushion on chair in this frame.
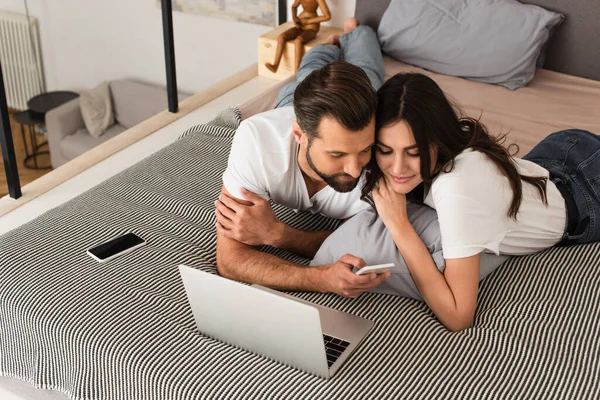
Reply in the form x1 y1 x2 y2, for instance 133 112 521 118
79 81 115 137
60 124 127 161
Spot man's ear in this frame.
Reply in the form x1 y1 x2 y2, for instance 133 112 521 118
291 121 306 145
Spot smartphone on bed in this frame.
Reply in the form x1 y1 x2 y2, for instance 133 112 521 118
86 232 146 263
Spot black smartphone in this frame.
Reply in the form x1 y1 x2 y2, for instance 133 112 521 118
86 232 146 263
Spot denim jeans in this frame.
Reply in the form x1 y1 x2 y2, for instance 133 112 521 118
274 25 385 109
523 129 600 245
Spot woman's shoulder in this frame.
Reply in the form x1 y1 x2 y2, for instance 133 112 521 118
431 149 508 198
454 148 490 165
435 149 500 183
452 150 550 179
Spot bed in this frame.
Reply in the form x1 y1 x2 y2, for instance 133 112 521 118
1 0 600 399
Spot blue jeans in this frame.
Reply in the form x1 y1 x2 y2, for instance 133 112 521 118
523 129 600 245
274 25 385 109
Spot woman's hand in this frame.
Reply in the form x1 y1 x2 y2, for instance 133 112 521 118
372 176 409 231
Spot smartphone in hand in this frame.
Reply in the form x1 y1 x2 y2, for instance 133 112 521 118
355 263 395 275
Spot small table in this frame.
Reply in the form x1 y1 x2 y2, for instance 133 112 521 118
28 91 79 119
13 110 50 170
15 91 80 169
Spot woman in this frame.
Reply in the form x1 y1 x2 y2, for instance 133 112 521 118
362 73 600 332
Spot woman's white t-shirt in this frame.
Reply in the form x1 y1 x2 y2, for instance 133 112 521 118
423 149 566 258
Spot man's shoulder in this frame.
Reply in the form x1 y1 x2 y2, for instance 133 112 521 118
244 106 295 132
236 106 295 151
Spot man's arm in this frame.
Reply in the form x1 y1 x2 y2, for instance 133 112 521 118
216 186 332 258
217 228 321 291
216 185 390 295
216 185 316 288
271 225 331 258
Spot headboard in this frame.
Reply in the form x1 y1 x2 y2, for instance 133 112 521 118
355 0 600 82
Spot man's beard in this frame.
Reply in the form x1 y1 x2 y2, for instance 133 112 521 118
305 142 360 193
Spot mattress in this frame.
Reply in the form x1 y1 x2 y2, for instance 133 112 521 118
1 106 599 399
241 56 600 157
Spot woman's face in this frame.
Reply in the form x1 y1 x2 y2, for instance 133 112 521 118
375 120 429 194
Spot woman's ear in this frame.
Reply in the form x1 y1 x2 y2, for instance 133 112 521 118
291 121 307 145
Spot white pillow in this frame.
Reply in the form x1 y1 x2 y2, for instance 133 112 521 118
80 81 115 137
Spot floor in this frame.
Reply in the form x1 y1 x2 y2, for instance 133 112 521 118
0 110 52 197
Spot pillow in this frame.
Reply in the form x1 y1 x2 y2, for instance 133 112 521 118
310 203 509 301
79 81 115 137
378 0 564 89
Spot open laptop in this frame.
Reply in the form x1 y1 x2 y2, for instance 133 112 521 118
178 265 373 379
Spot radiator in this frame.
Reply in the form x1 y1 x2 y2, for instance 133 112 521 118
0 9 45 110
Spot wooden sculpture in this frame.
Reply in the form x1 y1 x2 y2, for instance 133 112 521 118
265 0 331 73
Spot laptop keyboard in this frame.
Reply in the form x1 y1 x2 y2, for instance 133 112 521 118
323 334 350 368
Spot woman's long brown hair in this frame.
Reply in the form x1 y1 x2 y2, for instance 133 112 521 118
362 73 547 218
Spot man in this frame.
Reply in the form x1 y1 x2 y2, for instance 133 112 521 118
215 19 389 298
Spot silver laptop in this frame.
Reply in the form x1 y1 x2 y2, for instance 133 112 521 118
178 265 373 379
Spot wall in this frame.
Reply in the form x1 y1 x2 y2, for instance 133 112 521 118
0 0 355 95
288 0 355 31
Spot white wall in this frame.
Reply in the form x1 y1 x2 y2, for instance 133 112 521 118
288 0 355 31
0 0 355 95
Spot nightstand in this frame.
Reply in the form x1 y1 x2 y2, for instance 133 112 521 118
258 21 344 80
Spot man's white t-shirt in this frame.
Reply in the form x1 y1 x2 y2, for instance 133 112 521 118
222 106 370 219
424 149 566 258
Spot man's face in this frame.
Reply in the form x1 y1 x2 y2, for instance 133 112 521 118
300 116 375 192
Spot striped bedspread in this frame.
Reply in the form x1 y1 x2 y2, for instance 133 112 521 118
1 108 599 400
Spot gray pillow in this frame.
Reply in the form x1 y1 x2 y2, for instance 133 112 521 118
310 203 509 301
378 0 564 90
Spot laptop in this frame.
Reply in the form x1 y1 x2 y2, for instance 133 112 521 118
178 265 374 379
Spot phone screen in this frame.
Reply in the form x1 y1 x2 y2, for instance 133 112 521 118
88 232 145 260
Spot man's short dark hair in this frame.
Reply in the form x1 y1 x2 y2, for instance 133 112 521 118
293 61 377 139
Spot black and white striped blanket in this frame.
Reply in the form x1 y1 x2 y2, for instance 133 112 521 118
1 108 599 399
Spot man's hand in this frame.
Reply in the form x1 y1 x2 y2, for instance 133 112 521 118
215 188 283 247
317 254 390 298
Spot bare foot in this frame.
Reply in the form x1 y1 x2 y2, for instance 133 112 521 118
344 17 359 33
265 63 278 73
325 34 341 47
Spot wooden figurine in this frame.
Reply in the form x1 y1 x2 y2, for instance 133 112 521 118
265 0 331 73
